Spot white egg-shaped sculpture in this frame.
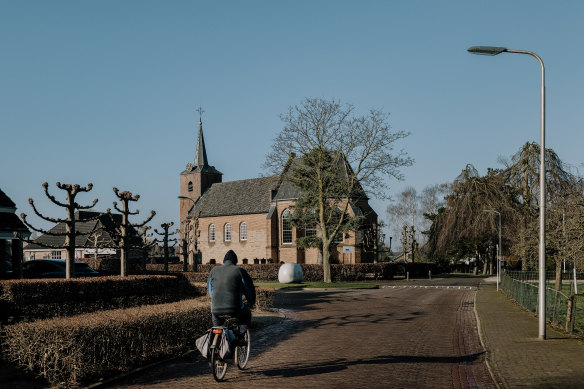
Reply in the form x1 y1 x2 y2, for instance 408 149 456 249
278 262 303 283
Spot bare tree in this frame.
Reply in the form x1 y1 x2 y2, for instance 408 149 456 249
19 182 98 279
387 187 418 249
387 184 448 252
154 222 178 273
265 98 413 282
86 230 109 262
109 188 155 277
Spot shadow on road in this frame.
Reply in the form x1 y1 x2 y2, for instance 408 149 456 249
238 352 486 380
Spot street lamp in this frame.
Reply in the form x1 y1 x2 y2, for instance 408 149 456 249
483 209 501 291
469 45 547 340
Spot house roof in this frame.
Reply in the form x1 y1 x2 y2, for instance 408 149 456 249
196 176 280 218
0 212 30 234
0 188 29 236
24 211 138 250
0 188 16 208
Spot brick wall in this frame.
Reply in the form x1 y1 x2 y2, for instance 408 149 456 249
198 213 268 263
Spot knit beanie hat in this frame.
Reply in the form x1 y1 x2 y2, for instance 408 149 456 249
223 250 238 264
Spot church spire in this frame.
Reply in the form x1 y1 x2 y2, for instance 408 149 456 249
194 107 208 169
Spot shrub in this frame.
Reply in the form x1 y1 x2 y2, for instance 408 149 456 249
2 299 212 387
146 263 401 282
1 286 275 387
0 275 202 324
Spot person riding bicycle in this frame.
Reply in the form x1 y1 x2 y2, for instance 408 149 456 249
208 250 256 338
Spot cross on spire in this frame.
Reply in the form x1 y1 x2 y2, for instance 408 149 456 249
196 106 205 123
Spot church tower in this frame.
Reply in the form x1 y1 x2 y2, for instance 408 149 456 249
179 112 222 227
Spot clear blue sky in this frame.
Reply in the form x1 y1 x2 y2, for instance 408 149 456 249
2 1 583 240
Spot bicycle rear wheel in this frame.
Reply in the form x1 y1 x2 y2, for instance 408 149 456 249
236 329 250 369
210 338 228 381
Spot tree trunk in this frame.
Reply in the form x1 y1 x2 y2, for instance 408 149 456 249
182 239 188 272
555 260 563 291
163 236 169 273
488 246 494 275
322 244 331 283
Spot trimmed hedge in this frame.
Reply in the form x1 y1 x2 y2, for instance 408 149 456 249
1 285 275 388
84 256 146 275
147 263 400 282
0 275 202 324
2 298 212 387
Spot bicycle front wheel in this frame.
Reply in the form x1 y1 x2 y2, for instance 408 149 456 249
236 329 251 369
210 343 228 381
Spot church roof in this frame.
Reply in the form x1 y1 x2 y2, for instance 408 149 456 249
197 176 280 217
180 119 223 175
194 121 208 169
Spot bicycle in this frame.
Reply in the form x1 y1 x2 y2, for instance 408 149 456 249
209 316 251 382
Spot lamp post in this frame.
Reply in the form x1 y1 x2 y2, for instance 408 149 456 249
178 195 198 271
469 45 547 340
483 209 501 291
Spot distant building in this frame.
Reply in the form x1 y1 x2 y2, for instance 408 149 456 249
23 211 140 261
179 119 378 265
0 188 31 274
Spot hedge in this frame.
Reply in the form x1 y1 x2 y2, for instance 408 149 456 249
0 275 202 324
2 298 211 387
1 287 275 388
147 262 400 282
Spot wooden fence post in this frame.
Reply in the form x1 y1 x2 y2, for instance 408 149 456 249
565 294 575 333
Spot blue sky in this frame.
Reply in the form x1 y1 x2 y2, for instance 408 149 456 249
2 1 583 241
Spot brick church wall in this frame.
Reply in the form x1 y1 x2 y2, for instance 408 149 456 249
198 213 267 264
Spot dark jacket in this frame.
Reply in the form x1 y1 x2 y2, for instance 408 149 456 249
208 261 256 314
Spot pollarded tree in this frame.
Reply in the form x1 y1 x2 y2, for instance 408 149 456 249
19 182 99 279
109 188 155 277
154 222 178 273
265 98 413 282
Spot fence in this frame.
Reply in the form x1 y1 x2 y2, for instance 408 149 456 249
501 272 584 336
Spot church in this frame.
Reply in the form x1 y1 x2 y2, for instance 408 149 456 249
179 119 378 265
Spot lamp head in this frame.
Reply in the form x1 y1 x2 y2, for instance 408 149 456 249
468 46 507 56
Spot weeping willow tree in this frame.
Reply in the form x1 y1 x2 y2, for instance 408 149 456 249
432 165 523 274
502 142 580 273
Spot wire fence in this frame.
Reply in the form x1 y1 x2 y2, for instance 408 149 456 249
501 272 584 336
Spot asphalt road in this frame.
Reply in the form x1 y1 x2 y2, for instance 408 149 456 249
98 280 495 389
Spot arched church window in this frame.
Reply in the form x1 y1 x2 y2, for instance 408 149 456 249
188 182 193 192
224 223 231 242
209 224 215 242
240 222 247 241
282 209 292 244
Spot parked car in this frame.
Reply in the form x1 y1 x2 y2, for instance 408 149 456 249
0 259 13 279
22 259 100 278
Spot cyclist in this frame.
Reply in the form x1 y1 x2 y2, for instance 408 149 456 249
208 250 256 338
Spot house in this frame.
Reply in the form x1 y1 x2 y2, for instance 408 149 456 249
179 119 378 265
0 188 31 275
23 211 140 261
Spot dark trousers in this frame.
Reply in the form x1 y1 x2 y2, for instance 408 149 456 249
212 305 252 334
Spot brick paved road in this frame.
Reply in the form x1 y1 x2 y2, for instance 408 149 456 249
99 284 495 389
